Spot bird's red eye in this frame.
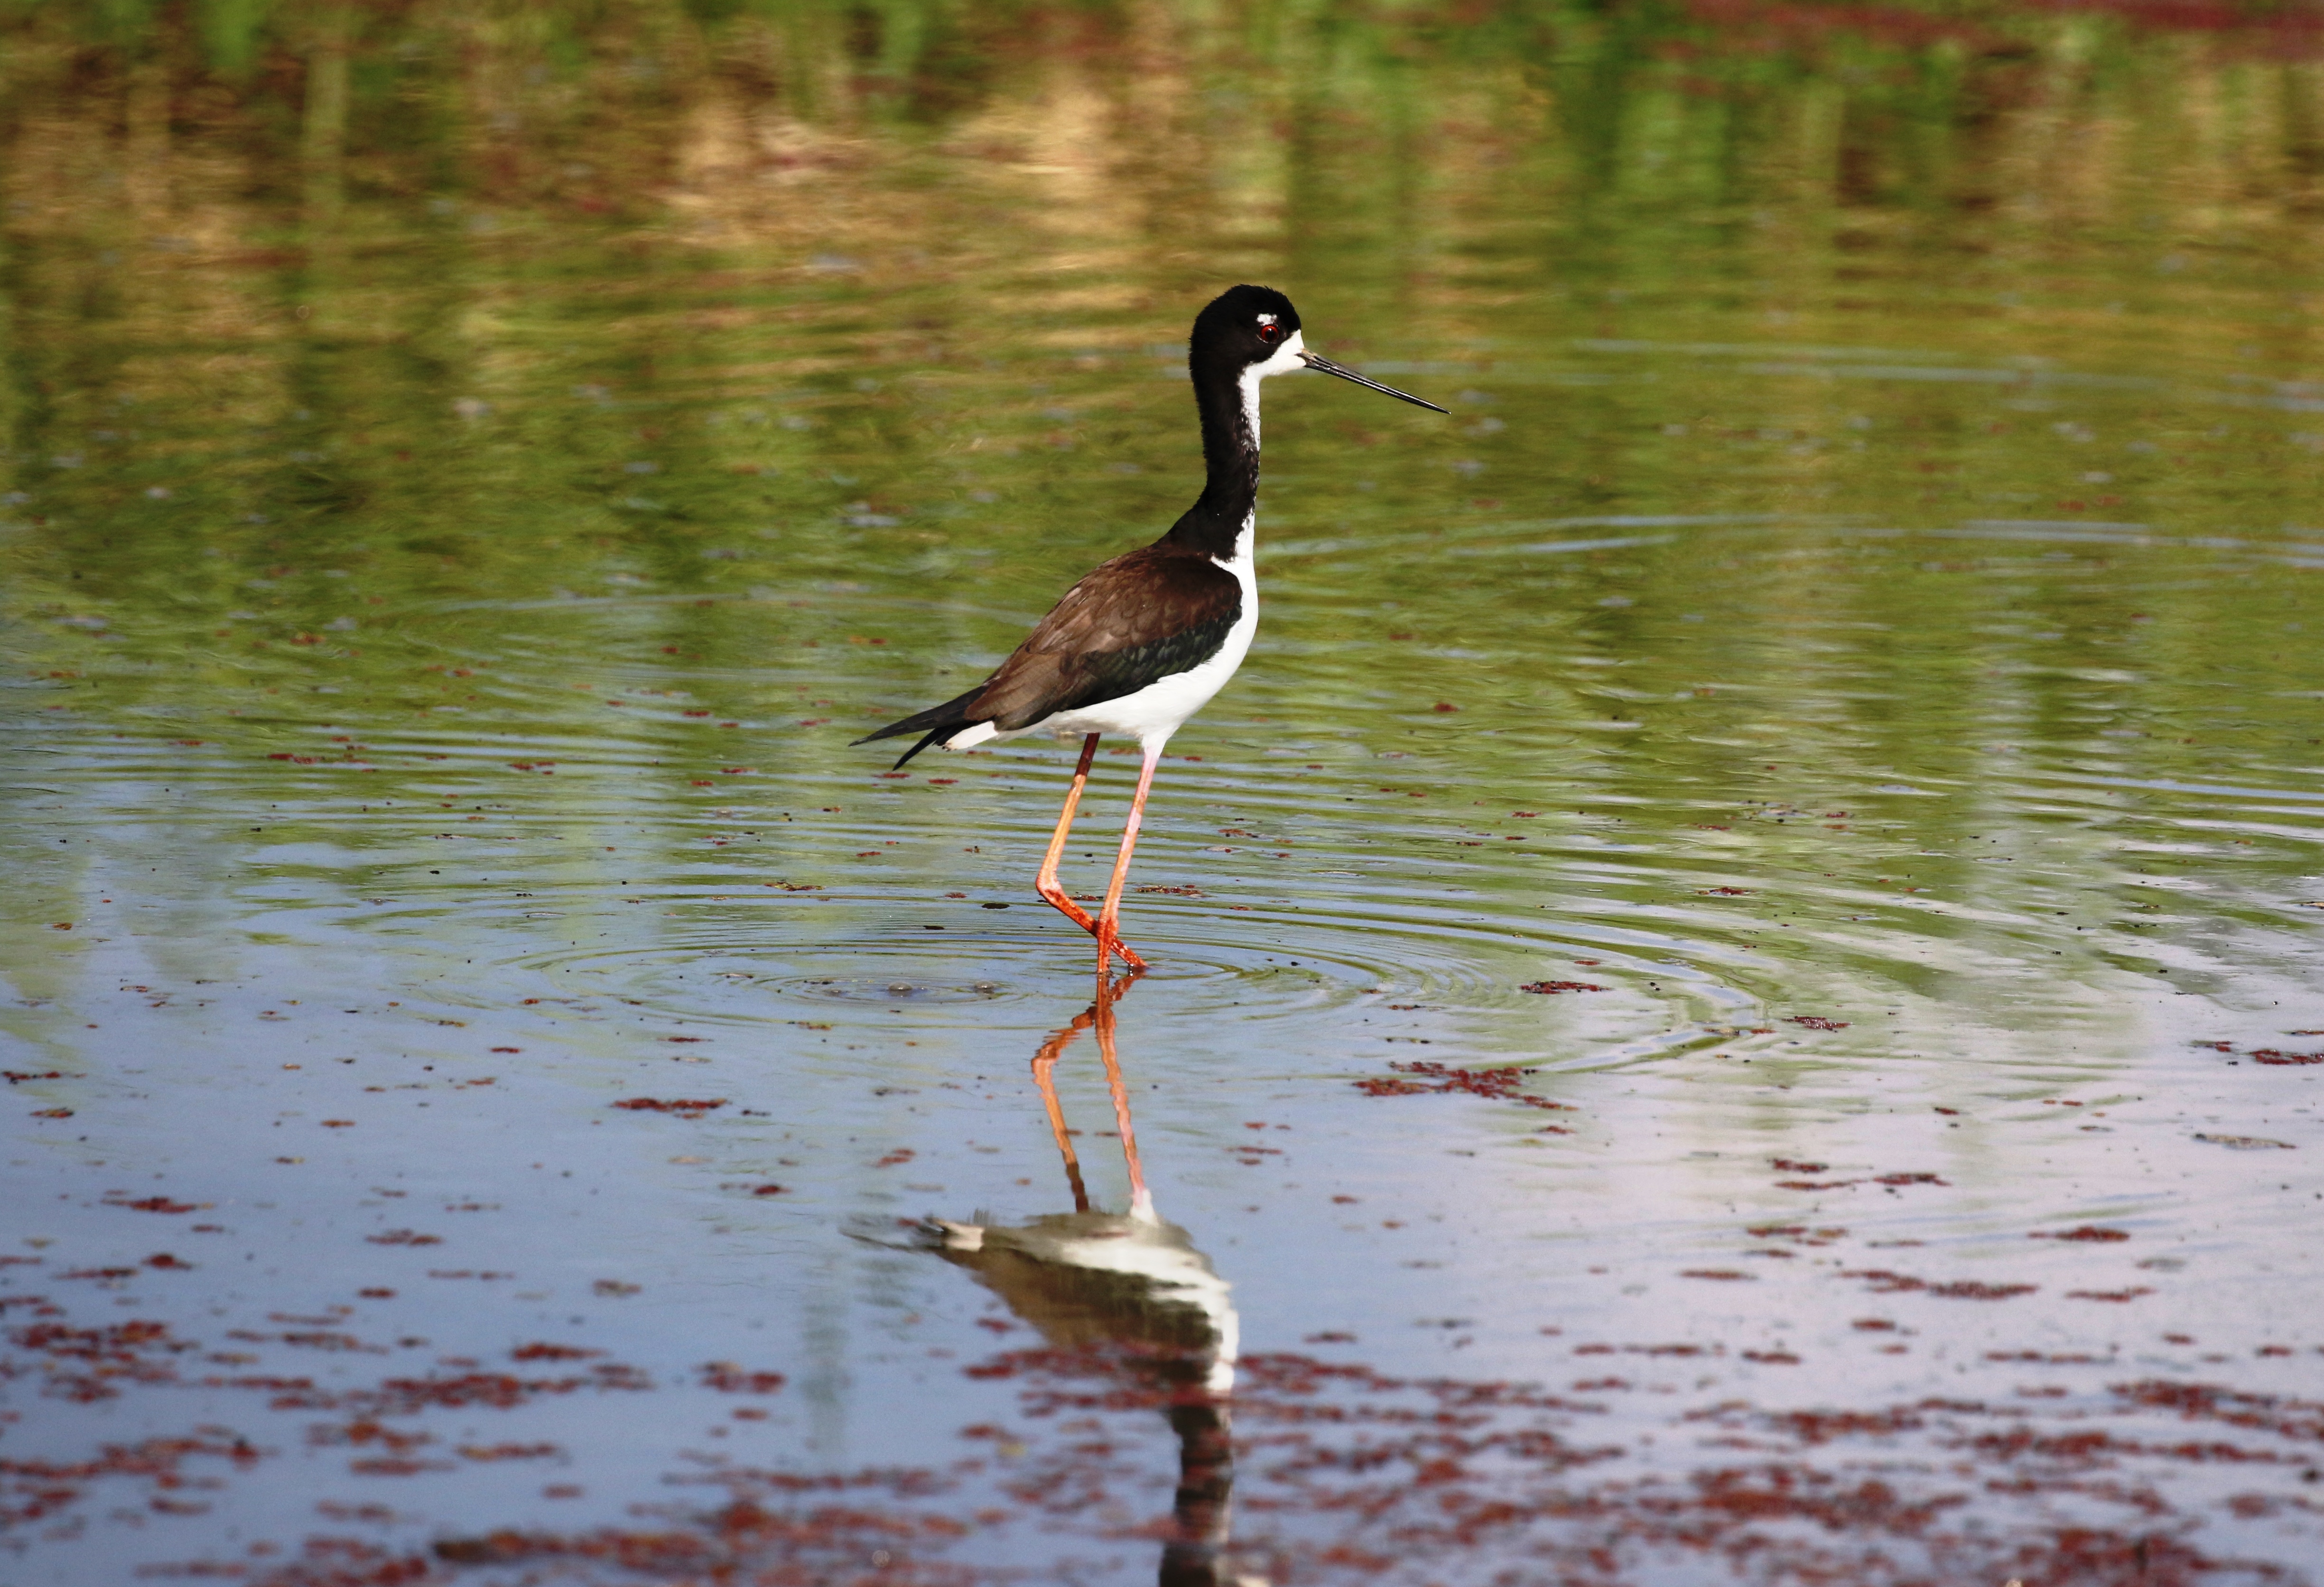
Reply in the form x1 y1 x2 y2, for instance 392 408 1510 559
1256 322 1281 343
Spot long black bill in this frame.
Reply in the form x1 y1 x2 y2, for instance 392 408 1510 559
1299 351 1449 414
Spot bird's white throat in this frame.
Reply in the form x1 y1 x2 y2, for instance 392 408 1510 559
1238 327 1307 448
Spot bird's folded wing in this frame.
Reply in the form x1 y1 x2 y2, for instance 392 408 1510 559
972 547 1243 731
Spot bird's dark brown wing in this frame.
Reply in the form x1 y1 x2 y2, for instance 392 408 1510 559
970 546 1243 731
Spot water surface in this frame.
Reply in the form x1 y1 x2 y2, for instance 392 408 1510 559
4 4 2323 1582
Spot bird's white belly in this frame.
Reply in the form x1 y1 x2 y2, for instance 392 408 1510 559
955 524 1259 754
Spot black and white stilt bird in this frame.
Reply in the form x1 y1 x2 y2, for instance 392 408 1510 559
922 971 1241 1585
856 284 1445 968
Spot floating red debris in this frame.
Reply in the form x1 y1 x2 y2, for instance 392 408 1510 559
612 1098 727 1115
6 1317 197 1402
2032 1226 2131 1242
0 1427 257 1519
4 1071 65 1085
511 1342 602 1362
1785 1016 1850 1031
366 1230 442 1247
1520 981 1606 995
458 1442 565 1462
8 1297 2314 1581
700 1363 787 1393
1356 1076 1432 1096
1926 1281 2035 1300
1771 1159 1828 1174
1841 1270 2036 1300
1841 1271 1926 1294
110 1197 198 1214
348 1459 453 1487
1353 1061 1575 1112
2251 1049 2324 1065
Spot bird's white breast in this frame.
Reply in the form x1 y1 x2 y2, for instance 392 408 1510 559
1026 519 1256 751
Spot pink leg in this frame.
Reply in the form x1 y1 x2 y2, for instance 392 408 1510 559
1034 734 1101 937
1090 969 1153 1221
1095 745 1162 972
1030 1007 1095 1214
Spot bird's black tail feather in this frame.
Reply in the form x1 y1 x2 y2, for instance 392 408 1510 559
852 685 985 770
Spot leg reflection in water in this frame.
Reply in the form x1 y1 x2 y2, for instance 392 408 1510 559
922 969 1240 1587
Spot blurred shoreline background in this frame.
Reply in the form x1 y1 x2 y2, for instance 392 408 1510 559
9 0 2324 408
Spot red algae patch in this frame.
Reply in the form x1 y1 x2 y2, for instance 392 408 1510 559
698 1363 787 1393
611 1097 728 1116
197 1345 2324 1586
1353 1061 1576 1113
10 1291 2322 1584
1841 1270 2039 1300
511 1343 603 1362
107 1196 201 1214
2033 1225 2133 1242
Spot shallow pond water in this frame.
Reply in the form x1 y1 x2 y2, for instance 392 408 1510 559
5 5 2324 1583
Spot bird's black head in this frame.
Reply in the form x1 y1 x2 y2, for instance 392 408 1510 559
1190 284 1304 379
1186 283 1448 415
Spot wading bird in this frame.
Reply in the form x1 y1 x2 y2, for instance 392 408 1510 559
856 285 1444 968
921 971 1241 1586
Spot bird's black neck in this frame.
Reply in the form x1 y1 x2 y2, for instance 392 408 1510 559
1160 367 1258 561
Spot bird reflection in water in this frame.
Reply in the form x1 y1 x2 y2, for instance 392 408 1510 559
922 969 1243 1587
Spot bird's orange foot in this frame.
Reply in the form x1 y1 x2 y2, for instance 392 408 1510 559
1095 926 1148 972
